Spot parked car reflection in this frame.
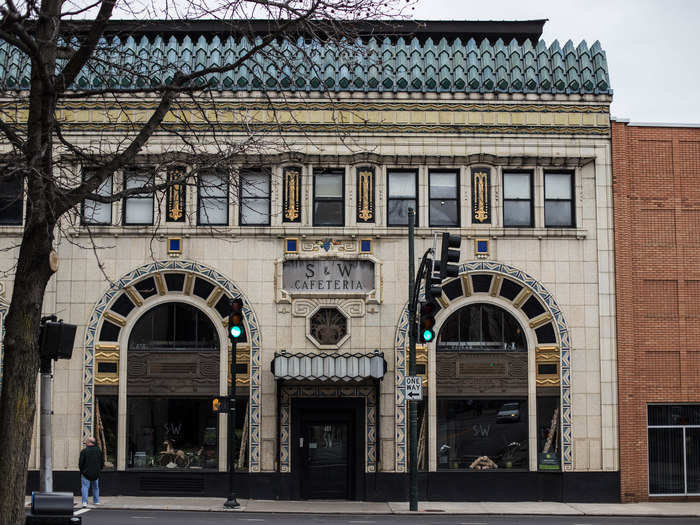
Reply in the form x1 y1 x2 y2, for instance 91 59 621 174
496 402 521 423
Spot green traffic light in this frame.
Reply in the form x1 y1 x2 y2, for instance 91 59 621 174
422 329 434 342
230 325 242 338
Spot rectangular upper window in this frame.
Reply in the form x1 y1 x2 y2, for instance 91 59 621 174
313 168 344 226
82 168 112 225
0 168 23 225
123 170 154 225
429 170 459 227
387 170 418 226
503 171 533 227
544 172 575 227
240 169 271 226
198 170 229 225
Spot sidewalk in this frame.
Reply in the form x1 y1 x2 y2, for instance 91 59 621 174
36 496 699 516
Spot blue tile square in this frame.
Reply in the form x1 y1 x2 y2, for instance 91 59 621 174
476 240 488 253
286 238 297 252
360 239 371 252
168 238 181 252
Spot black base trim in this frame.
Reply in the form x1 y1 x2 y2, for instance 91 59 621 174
27 470 620 502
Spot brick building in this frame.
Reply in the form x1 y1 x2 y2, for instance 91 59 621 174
612 120 700 501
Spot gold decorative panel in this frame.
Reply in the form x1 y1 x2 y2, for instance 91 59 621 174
283 166 301 223
228 344 251 386
471 168 491 223
356 166 375 223
95 351 119 385
536 345 560 386
166 166 186 222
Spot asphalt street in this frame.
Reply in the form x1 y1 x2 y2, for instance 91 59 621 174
74 509 700 525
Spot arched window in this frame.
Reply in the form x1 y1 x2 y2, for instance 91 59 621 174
126 302 220 470
437 303 526 352
436 302 530 471
128 302 219 351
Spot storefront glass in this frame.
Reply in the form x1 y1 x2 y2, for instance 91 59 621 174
127 397 218 469
96 395 117 469
437 398 528 470
648 404 700 495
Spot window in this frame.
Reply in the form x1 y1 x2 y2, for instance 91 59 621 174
503 171 533 227
429 170 459 227
437 303 526 352
544 172 574 227
437 398 529 470
387 170 417 226
0 169 23 225
313 169 344 226
123 170 154 225
648 405 700 495
198 170 228 225
127 397 218 470
82 169 112 225
128 302 219 352
240 170 271 225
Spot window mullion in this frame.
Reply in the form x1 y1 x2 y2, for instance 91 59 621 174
683 426 688 495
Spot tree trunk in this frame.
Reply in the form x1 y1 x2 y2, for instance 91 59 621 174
0 219 55 525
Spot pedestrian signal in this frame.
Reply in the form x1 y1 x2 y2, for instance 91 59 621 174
212 396 230 413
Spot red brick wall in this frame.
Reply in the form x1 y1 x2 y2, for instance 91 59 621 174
612 121 700 501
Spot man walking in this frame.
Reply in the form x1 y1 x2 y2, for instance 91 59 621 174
79 437 104 507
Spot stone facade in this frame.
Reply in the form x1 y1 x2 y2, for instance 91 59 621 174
0 22 619 500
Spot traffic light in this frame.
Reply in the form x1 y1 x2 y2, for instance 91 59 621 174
228 298 245 341
419 301 438 343
439 232 462 281
423 258 443 299
39 318 77 361
212 396 230 413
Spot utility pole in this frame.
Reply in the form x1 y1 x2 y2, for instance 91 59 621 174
407 208 418 512
225 337 239 509
225 298 244 509
39 349 53 493
38 315 77 493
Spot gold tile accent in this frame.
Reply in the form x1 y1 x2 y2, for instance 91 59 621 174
207 287 224 307
489 275 502 297
95 343 119 355
124 286 143 307
512 288 532 308
103 311 126 327
184 272 195 295
154 272 167 296
529 312 553 329
461 274 472 296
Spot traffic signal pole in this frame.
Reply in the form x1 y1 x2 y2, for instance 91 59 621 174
407 208 418 512
224 337 240 509
39 357 53 492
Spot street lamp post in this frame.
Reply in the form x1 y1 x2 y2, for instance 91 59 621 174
407 208 418 512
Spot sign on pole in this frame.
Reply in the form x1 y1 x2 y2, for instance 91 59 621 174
405 376 423 401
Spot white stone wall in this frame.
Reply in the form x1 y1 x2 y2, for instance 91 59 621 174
0 95 616 475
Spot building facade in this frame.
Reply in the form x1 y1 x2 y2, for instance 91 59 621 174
0 20 619 501
612 120 700 502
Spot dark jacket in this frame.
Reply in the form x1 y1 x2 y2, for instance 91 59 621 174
79 444 104 481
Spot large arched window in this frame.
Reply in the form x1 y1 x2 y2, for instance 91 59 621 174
437 303 526 352
128 302 219 351
126 301 220 470
436 302 530 471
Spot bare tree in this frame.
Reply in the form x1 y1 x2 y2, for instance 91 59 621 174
0 1 414 522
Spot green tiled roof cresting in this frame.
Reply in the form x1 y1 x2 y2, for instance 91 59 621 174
0 35 611 94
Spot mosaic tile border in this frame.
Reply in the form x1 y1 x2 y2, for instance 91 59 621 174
0 300 8 391
394 261 573 472
279 385 377 473
81 260 263 472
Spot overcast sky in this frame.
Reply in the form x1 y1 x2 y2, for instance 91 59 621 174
411 0 700 124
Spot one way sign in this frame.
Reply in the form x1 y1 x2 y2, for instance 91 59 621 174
405 376 423 401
